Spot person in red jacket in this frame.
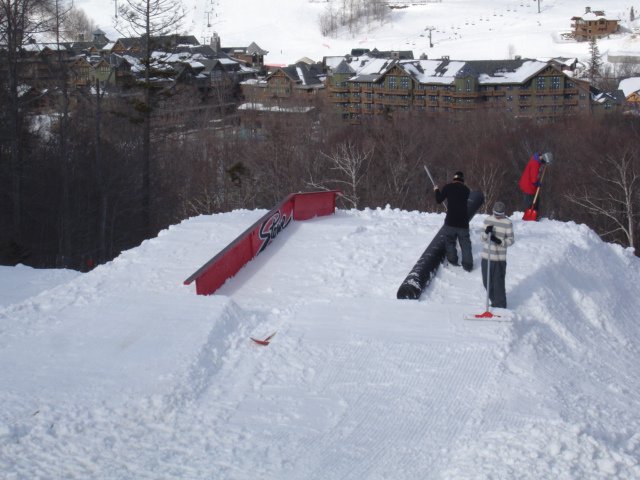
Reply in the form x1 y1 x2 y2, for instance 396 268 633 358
518 152 550 213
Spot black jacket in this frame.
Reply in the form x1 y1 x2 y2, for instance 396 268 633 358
435 181 470 228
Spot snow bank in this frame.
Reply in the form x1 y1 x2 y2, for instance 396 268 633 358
1 208 639 478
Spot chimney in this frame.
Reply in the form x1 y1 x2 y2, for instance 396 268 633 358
210 32 220 52
585 6 591 14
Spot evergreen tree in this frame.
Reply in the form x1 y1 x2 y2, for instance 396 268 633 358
587 37 602 85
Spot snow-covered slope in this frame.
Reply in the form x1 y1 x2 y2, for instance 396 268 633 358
1 208 640 478
75 0 640 66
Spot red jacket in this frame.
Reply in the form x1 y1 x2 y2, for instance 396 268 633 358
518 154 543 195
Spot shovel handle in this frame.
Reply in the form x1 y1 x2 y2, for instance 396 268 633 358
530 164 547 208
423 165 437 188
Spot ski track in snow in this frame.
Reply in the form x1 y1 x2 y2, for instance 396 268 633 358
1 208 640 478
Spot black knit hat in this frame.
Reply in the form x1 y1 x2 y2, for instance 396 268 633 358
453 171 464 182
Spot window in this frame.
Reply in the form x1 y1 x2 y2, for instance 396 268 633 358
537 77 546 89
551 76 560 89
400 77 410 89
507 95 513 102
465 78 472 92
388 76 397 89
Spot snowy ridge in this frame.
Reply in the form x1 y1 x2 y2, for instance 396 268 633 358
1 208 640 478
75 0 639 67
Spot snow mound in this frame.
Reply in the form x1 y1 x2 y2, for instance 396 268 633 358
1 208 640 478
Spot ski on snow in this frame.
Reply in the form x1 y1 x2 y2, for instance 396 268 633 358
463 311 514 322
250 332 277 346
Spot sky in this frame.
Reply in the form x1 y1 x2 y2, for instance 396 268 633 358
73 0 640 67
1 205 640 478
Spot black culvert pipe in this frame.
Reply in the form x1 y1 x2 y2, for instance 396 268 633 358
397 191 485 300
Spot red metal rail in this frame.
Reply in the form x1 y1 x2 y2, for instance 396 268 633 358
184 191 341 295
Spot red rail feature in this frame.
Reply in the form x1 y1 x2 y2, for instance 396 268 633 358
184 191 341 295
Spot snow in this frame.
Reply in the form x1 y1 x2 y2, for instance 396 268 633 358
620 77 640 97
73 0 638 67
2 207 640 478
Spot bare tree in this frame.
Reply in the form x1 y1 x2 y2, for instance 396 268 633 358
61 5 94 41
0 0 53 249
309 140 373 209
566 147 640 252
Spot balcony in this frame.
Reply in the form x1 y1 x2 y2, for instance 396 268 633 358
376 97 411 107
374 87 411 96
329 86 349 94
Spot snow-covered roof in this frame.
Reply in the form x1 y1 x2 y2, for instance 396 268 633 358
296 66 308 86
23 43 68 52
403 59 467 84
619 77 640 97
476 60 547 84
579 12 618 22
340 56 554 86
238 102 314 113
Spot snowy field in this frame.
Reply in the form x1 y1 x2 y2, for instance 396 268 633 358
74 0 640 67
2 206 640 478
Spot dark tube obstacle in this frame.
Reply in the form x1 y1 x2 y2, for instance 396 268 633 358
396 191 485 300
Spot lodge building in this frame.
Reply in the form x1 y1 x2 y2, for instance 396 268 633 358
322 54 616 122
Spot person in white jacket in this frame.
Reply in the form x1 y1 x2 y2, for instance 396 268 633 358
481 201 515 309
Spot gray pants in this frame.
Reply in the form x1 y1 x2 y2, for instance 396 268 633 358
481 258 507 308
443 226 473 271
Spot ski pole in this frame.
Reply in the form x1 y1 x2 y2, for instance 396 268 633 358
484 232 492 313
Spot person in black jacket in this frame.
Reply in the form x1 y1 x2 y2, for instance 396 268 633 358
434 171 473 272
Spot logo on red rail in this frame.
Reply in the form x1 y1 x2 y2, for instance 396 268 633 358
258 210 292 254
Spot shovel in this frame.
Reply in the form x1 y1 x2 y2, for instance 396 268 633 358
424 165 447 211
523 164 547 221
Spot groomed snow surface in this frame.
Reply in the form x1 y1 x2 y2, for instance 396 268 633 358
2 208 640 479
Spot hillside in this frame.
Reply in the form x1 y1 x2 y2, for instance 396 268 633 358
1 207 640 478
76 0 640 66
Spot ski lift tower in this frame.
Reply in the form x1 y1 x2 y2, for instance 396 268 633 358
425 26 435 47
